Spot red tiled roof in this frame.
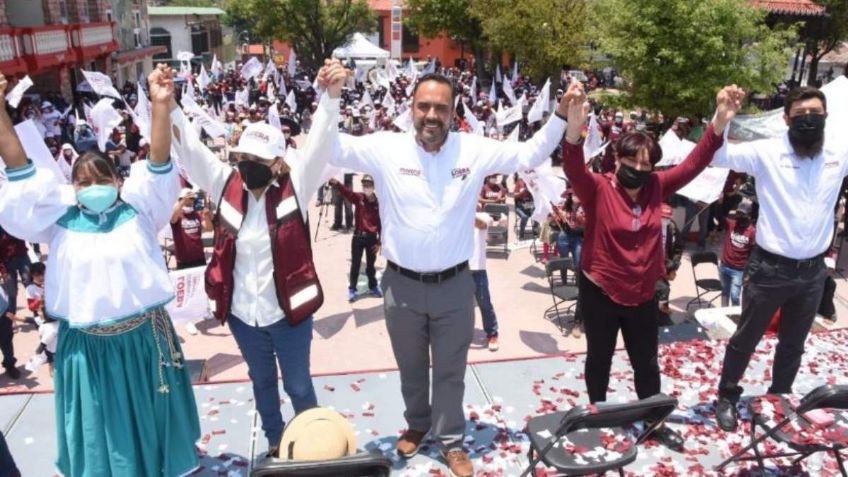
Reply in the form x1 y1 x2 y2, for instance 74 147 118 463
369 0 395 11
750 0 826 16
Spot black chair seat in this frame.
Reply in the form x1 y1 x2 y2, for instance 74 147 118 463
553 285 580 302
250 450 393 476
527 412 637 475
695 278 722 291
750 394 848 452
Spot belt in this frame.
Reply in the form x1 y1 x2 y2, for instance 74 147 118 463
755 246 825 269
354 230 378 237
387 261 468 284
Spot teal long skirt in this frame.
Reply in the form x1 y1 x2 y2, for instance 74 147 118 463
54 308 200 477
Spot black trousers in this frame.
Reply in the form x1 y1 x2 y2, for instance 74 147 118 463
332 174 354 229
0 315 14 369
350 233 378 290
580 275 660 403
718 247 826 402
818 275 837 318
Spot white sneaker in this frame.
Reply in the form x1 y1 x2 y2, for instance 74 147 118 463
185 321 199 335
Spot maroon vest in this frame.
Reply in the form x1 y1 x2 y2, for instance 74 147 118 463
205 172 323 325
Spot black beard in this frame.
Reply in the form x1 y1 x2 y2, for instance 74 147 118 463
788 136 824 159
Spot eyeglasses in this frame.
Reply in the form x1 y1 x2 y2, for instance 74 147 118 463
631 205 642 231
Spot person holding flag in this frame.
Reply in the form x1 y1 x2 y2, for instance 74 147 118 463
559 79 744 451
0 71 200 476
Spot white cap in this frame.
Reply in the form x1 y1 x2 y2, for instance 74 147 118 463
41 101 53 109
139 138 149 147
179 188 193 199
230 122 287 160
614 111 623 118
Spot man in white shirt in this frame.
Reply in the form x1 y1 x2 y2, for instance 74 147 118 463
471 211 499 351
316 60 569 477
712 86 848 432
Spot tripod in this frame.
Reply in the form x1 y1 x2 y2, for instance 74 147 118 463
313 184 331 242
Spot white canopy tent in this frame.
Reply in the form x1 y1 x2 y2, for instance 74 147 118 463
332 33 390 60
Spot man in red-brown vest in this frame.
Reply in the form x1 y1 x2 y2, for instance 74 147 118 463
161 62 347 457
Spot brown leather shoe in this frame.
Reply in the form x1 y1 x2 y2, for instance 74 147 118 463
396 429 427 458
443 449 473 477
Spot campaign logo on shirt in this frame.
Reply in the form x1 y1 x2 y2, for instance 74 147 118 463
400 167 422 177
451 167 471 180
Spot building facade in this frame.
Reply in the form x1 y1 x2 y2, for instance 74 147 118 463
147 6 234 66
0 0 163 101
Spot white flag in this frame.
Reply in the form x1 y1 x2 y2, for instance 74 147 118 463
382 91 396 115
469 77 477 103
583 114 609 163
287 50 297 77
506 123 520 142
285 89 297 112
267 81 276 102
268 101 282 130
184 75 196 101
197 63 210 92
83 102 94 126
235 85 250 105
527 78 551 124
211 54 221 78
81 70 122 99
133 82 152 140
4 75 33 109
386 60 398 82
502 76 517 105
90 98 123 152
182 95 227 138
495 65 502 83
263 59 276 82
14 120 67 184
277 75 287 100
488 80 497 105
464 108 484 136
423 57 436 75
361 89 374 108
512 60 519 82
392 108 413 132
241 57 263 81
406 56 417 78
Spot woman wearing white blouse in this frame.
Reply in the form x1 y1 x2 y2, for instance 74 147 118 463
0 72 200 476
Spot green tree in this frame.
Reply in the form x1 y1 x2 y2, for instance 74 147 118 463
228 0 377 71
591 0 793 119
470 0 589 83
799 0 848 85
405 0 487 79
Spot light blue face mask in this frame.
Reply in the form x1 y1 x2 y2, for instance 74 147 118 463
77 184 118 213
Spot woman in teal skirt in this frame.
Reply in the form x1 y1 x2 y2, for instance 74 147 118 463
0 71 200 476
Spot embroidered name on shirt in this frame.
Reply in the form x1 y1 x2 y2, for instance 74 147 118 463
451 167 470 179
400 168 422 177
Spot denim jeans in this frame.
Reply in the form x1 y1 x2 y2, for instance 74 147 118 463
471 270 498 337
515 203 532 239
719 262 745 307
556 232 583 271
228 315 318 447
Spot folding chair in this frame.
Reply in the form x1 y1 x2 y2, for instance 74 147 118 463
715 384 848 476
484 203 511 255
251 450 393 476
161 238 176 270
545 258 579 334
521 393 679 477
685 251 722 310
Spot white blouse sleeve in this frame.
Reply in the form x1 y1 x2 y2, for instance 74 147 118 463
121 160 181 233
0 161 76 244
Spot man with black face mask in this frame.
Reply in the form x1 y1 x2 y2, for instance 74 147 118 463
712 86 848 433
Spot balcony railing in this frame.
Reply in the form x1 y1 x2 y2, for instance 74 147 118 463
79 23 114 48
0 27 27 75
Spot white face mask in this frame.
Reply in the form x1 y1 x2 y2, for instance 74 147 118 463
363 187 375 195
182 206 194 214
488 178 499 185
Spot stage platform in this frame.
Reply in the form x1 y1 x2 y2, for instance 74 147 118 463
4 329 848 477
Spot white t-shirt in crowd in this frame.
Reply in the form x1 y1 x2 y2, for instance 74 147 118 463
470 213 494 271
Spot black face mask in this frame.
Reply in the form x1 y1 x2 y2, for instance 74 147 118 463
788 113 825 155
616 164 651 189
237 160 274 189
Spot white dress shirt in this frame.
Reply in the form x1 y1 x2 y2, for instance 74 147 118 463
169 95 336 327
470 213 494 271
712 133 848 259
322 98 567 272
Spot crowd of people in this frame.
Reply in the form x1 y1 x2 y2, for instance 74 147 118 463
0 49 845 477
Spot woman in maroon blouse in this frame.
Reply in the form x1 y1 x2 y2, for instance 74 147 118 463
560 81 746 451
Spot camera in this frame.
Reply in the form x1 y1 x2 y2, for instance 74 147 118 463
193 192 206 211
